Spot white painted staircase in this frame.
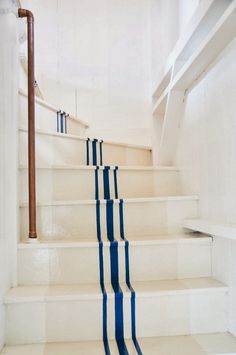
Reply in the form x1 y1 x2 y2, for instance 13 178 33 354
2 93 236 355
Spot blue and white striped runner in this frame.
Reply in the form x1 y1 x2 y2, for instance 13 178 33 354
95 166 142 355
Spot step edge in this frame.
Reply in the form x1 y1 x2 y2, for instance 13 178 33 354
17 236 212 249
19 195 199 208
19 127 152 151
19 164 179 172
5 285 228 304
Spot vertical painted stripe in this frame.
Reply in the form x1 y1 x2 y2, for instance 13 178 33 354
114 290 126 346
86 138 90 166
103 167 110 200
106 200 114 241
60 112 64 133
65 114 68 134
57 111 60 133
106 200 129 355
119 200 142 355
96 200 111 355
119 200 125 240
100 140 103 166
110 241 119 291
96 200 101 242
92 139 98 166
114 166 119 199
95 167 99 200
102 291 110 355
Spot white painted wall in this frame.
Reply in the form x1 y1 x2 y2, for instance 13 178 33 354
150 0 180 88
20 0 153 145
149 0 236 335
0 0 19 350
212 236 236 336
175 37 236 334
178 0 200 34
150 0 200 88
175 39 236 224
19 0 200 145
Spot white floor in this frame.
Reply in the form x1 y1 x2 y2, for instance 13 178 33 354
1 333 236 355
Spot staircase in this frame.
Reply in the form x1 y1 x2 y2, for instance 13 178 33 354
2 95 236 355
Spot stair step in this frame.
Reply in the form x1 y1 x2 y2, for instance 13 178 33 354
19 165 181 201
19 196 198 241
19 90 89 136
2 332 236 355
18 234 212 285
19 128 152 166
5 278 227 344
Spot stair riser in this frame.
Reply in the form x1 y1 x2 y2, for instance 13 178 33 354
19 130 152 167
19 169 181 201
18 241 212 285
135 291 227 337
6 299 104 345
19 95 86 136
20 199 198 241
6 290 226 345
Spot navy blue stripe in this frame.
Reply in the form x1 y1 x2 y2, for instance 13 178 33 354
110 241 119 292
60 112 64 133
125 242 142 355
119 200 143 355
95 167 99 200
102 293 110 355
65 114 67 134
96 200 111 355
116 339 129 355
106 200 114 241
96 200 101 242
119 200 125 240
57 111 60 132
103 167 110 200
100 140 103 166
114 167 119 199
114 291 126 344
86 138 90 166
92 139 98 166
106 200 129 355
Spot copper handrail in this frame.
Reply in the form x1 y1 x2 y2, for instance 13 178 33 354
18 9 37 239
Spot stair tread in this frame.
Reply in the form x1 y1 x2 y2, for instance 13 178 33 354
19 127 152 151
5 278 227 303
18 233 211 248
20 195 199 207
2 333 236 355
19 89 90 128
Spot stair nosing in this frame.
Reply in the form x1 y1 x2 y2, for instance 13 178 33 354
5 278 228 304
19 195 199 208
18 235 212 249
19 164 179 172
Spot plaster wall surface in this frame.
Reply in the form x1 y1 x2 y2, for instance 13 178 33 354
175 39 236 335
0 0 19 350
21 0 153 145
20 0 200 145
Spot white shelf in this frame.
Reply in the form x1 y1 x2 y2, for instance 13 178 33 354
184 218 236 241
